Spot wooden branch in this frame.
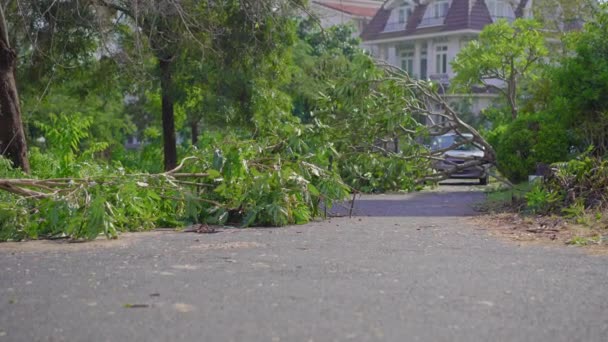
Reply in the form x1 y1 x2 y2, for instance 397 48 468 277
163 156 199 175
170 173 210 178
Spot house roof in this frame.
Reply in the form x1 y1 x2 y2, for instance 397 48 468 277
361 0 494 41
313 1 382 19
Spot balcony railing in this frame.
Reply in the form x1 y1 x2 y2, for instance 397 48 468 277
383 21 406 32
429 73 450 84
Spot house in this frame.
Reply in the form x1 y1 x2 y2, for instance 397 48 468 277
310 0 384 36
360 0 533 115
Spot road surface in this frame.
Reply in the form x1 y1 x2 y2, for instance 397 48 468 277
1 184 607 341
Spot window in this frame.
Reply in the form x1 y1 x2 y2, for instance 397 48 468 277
487 0 514 21
384 5 411 32
399 9 406 23
400 49 415 75
398 6 413 24
420 0 450 27
433 0 450 18
420 48 428 80
435 45 448 74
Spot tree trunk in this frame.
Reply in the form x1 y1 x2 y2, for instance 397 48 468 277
158 58 177 171
190 120 199 146
0 6 30 173
508 60 518 120
514 0 530 18
507 81 518 120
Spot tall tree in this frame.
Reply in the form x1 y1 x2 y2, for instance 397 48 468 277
2 0 305 172
98 0 305 170
548 2 608 155
0 5 29 172
97 0 203 170
451 18 548 119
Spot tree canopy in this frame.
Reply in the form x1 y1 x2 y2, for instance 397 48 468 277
451 18 548 119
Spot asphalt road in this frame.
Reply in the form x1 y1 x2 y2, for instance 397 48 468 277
1 184 607 342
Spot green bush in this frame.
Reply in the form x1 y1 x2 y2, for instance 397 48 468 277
493 112 571 182
545 155 608 209
517 154 607 219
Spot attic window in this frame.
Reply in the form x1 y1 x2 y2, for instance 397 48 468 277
384 2 413 32
419 0 451 27
398 6 413 24
487 0 515 22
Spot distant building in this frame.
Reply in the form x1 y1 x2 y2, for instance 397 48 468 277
361 0 533 118
310 0 383 36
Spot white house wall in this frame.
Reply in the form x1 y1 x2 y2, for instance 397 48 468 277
372 34 475 80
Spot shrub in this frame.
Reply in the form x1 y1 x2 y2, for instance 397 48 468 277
493 112 571 182
525 184 560 214
543 155 608 210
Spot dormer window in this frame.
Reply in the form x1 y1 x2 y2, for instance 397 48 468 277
398 6 413 24
487 0 515 22
384 1 413 32
432 0 450 18
420 0 451 27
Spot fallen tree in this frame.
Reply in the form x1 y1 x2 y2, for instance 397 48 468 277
0 54 497 241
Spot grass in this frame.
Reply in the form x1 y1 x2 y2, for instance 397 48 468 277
478 181 534 213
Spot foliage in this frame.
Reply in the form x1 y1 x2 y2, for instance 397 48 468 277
339 153 422 193
480 182 532 213
497 154 608 224
533 0 598 34
0 128 351 240
525 184 560 214
286 20 362 122
493 112 571 182
0 1 501 242
280 22 440 192
545 3 608 155
451 18 548 119
544 155 608 211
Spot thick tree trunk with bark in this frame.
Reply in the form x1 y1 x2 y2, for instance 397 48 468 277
0 7 29 173
159 58 177 171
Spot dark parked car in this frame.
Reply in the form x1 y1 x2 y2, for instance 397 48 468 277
431 133 490 185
